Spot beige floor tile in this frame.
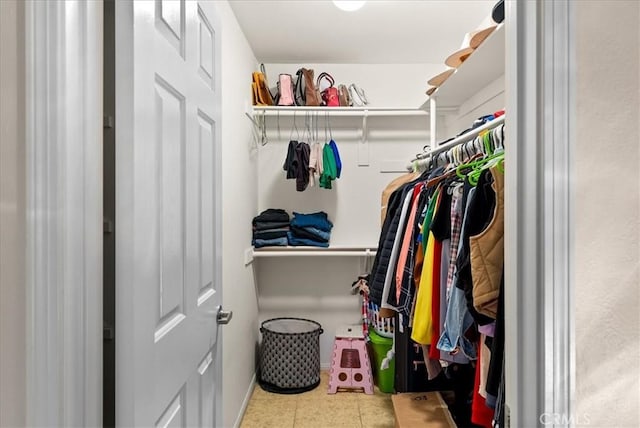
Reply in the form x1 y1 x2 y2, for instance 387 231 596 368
297 371 360 402
250 383 302 402
240 370 396 428
358 396 395 428
295 399 362 428
240 397 297 428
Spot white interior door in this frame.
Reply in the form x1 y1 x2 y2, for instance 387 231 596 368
115 1 222 426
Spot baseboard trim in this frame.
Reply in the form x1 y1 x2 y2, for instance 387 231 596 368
233 372 256 428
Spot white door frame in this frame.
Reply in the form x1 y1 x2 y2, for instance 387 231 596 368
23 0 103 426
18 0 577 426
505 1 575 426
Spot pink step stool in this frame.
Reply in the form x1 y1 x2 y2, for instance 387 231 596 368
327 326 373 394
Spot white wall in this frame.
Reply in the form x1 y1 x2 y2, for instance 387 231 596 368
443 75 505 138
218 2 260 427
264 63 446 110
0 1 26 426
255 63 433 368
575 1 640 426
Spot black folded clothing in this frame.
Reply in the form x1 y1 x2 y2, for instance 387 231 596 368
253 221 291 232
252 208 290 225
289 225 329 243
253 228 289 241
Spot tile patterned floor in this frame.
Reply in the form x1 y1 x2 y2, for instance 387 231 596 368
240 371 395 428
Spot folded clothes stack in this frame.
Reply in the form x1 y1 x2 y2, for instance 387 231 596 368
252 208 290 248
287 211 333 248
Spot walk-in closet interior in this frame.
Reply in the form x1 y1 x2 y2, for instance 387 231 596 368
231 1 507 426
3 1 639 428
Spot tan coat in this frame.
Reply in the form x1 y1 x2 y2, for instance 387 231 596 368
470 165 504 319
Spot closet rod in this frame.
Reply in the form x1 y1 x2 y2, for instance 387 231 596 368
407 115 505 169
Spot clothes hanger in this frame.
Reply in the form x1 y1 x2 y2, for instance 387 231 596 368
290 111 300 141
466 151 505 185
328 111 334 143
276 110 281 140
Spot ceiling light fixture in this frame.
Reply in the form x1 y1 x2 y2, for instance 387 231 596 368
332 1 366 12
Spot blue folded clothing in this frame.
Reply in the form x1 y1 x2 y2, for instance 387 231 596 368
290 225 331 243
253 236 288 248
290 211 333 232
287 232 329 248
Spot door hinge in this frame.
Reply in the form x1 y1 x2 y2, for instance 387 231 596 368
104 219 113 234
104 324 115 341
505 404 510 428
103 115 114 129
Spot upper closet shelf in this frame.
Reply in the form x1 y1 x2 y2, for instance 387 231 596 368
423 23 505 110
253 245 377 258
251 105 429 117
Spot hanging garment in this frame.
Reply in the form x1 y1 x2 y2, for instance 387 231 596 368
379 190 414 312
426 184 454 359
319 143 338 189
485 274 504 408
294 142 311 191
283 141 298 179
456 180 494 326
393 190 430 325
446 184 464 298
368 183 418 306
394 183 425 302
437 188 478 360
410 188 443 345
381 172 421 225
478 335 491 399
470 165 504 318
471 344 494 428
369 168 438 307
328 139 342 178
438 237 470 364
427 237 442 359
308 142 323 187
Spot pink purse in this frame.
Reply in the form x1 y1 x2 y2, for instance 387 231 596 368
316 72 340 107
276 74 295 106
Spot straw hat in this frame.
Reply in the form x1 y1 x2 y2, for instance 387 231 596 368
427 68 455 87
444 16 497 68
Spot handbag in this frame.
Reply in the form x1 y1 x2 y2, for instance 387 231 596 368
251 64 274 106
349 83 369 106
276 73 295 106
317 72 340 107
338 84 351 107
294 69 306 106
294 68 321 107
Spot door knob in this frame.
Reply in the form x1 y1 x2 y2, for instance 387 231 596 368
216 306 233 325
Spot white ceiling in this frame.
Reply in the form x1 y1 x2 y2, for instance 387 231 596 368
228 0 497 64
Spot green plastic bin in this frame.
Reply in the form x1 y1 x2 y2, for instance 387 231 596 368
368 328 395 393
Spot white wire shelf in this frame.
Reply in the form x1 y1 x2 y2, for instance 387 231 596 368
252 245 377 257
251 105 429 116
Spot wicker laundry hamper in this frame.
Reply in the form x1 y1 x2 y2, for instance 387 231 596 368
259 317 323 394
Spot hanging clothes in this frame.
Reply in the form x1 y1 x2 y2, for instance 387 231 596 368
282 140 311 191
367 115 507 426
319 143 338 189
